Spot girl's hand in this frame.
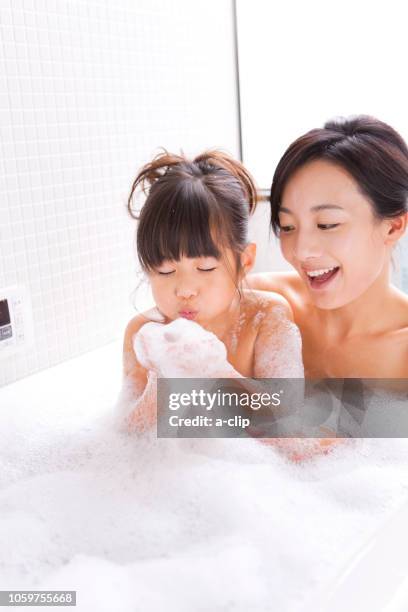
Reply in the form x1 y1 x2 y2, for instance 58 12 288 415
133 318 239 378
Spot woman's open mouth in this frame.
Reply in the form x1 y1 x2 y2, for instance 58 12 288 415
305 266 340 289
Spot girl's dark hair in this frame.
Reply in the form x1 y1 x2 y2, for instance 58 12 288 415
270 115 408 234
128 149 258 275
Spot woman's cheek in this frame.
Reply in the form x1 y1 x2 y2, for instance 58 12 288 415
279 236 294 263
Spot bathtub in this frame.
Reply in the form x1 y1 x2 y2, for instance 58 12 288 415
1 340 408 612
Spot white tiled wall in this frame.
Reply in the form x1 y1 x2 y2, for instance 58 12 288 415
0 0 240 387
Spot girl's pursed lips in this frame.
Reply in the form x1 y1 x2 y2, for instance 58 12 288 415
179 310 198 320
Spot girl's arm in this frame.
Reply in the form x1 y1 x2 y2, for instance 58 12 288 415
115 316 157 434
132 317 244 380
252 302 344 461
128 306 302 425
253 302 304 378
116 315 246 436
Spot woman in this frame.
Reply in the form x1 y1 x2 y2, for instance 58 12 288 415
249 115 408 378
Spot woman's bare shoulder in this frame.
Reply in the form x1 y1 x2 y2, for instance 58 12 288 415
247 271 304 295
394 286 408 317
392 291 408 374
246 271 309 313
389 289 408 340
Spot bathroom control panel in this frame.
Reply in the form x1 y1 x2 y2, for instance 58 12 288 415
0 285 34 358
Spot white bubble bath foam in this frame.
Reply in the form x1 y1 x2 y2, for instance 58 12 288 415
1 340 408 612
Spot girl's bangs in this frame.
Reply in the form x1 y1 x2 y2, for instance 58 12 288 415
137 191 232 271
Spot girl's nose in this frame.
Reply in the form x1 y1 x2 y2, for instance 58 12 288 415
175 284 198 299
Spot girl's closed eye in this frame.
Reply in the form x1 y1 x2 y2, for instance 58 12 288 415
155 264 218 274
317 223 341 230
156 263 176 275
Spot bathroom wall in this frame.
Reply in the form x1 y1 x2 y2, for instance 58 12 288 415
0 0 240 386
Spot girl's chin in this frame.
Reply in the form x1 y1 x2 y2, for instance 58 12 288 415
179 312 198 321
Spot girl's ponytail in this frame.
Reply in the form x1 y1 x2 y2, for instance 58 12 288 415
128 149 258 219
128 150 186 218
193 150 258 213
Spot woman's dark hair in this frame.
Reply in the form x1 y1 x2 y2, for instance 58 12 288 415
128 149 258 275
270 115 408 234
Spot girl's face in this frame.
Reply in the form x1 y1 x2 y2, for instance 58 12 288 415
278 159 395 310
147 244 255 325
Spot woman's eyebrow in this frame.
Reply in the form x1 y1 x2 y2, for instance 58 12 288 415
311 204 345 212
279 204 344 214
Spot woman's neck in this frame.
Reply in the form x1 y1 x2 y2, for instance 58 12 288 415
313 265 400 340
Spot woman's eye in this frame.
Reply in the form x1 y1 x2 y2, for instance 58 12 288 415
279 225 295 233
198 267 217 272
157 270 175 275
318 223 340 230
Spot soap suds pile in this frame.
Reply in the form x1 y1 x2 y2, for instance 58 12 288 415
133 318 238 378
1 340 408 612
133 313 303 378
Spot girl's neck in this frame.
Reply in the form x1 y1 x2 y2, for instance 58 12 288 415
201 295 242 342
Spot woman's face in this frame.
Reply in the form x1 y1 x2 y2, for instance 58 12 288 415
278 159 393 309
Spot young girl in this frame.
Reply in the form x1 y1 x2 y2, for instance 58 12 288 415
118 149 304 446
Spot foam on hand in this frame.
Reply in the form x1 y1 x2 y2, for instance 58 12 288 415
133 318 237 378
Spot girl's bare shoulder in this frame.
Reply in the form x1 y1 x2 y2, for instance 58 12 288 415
241 288 294 326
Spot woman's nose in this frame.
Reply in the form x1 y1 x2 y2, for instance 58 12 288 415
293 231 323 262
